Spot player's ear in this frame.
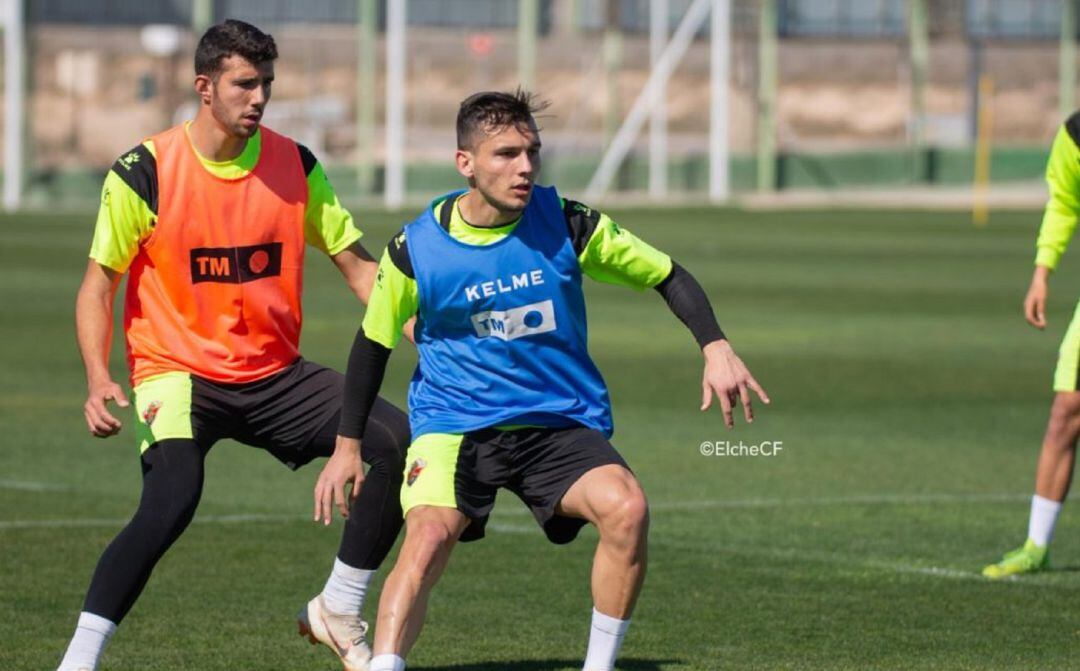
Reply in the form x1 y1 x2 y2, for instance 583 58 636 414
194 74 213 105
455 148 474 180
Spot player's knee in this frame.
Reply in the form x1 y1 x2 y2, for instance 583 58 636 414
127 486 200 548
599 490 650 549
410 519 456 550
403 518 456 572
1047 395 1080 445
144 480 200 528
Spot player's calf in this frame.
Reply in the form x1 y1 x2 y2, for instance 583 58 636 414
371 507 467 659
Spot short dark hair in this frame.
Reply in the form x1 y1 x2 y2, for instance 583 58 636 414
195 19 278 78
456 89 550 149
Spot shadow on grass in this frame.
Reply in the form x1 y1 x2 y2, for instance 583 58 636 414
415 658 681 671
1050 564 1080 573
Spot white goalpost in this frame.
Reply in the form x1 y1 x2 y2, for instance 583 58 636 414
385 0 407 208
2 0 24 212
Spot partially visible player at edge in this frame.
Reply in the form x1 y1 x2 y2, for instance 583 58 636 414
57 20 407 671
314 90 769 671
983 113 1080 578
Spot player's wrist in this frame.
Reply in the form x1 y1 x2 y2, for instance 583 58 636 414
85 368 114 390
702 338 731 360
333 434 363 455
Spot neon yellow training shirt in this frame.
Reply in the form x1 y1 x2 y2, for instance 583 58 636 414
1036 118 1080 270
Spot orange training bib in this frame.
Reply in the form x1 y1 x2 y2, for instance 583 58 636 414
123 124 308 385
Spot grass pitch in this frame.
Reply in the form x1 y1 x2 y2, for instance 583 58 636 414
3 205 1080 670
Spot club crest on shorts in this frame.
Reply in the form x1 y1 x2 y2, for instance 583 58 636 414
142 400 162 426
406 458 427 486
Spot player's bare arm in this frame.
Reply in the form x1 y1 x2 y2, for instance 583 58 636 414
331 241 379 305
332 242 416 342
75 260 129 437
1026 264 1051 329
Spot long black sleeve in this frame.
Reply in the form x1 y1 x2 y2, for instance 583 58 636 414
338 327 393 439
653 262 726 348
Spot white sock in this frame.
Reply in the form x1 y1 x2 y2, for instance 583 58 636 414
582 608 631 671
321 558 375 616
369 654 406 671
1028 494 1063 547
57 612 116 671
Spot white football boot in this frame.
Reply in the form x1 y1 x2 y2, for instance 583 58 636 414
297 594 372 671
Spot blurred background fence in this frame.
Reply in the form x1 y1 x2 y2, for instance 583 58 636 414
5 0 1080 208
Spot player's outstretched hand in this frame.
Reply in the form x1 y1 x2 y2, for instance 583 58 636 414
700 340 770 429
1024 266 1050 329
84 378 129 438
314 435 365 525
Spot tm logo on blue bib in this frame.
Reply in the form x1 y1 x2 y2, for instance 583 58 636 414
470 299 557 341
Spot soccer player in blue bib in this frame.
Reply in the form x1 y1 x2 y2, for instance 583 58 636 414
313 90 769 671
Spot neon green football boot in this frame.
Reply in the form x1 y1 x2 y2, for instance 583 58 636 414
982 539 1049 579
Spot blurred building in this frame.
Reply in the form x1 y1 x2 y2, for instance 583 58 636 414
13 0 1079 204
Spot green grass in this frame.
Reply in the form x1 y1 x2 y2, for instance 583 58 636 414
4 206 1080 670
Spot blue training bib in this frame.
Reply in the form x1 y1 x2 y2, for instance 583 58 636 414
404 185 613 438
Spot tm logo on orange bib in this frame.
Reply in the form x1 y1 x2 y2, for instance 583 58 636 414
190 243 282 284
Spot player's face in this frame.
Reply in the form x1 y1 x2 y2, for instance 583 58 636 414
458 121 541 215
196 55 274 139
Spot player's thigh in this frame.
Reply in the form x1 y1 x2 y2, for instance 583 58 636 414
1054 301 1080 393
137 438 211 515
508 427 635 543
132 371 212 455
401 431 504 542
391 505 470 582
226 359 344 469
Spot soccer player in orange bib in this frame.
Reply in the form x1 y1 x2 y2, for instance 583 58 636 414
56 20 406 671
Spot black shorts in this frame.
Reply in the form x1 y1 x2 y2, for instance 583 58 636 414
400 426 629 544
131 358 398 469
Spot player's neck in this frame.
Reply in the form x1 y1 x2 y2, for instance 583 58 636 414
458 190 520 228
188 111 249 162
